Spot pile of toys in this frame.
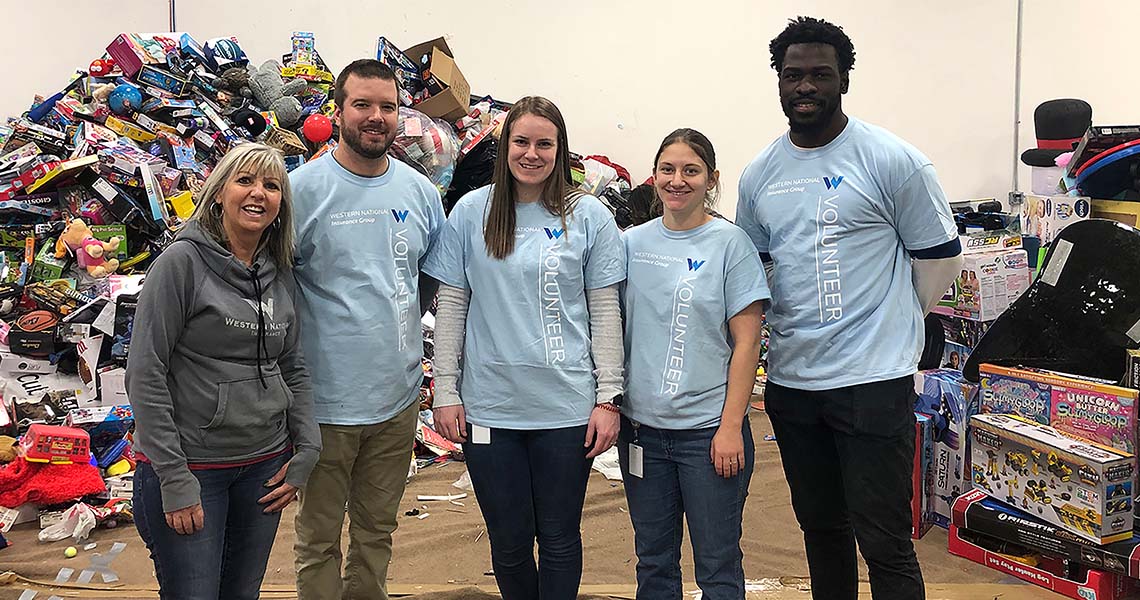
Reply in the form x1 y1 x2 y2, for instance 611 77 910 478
909 205 1140 598
0 30 642 541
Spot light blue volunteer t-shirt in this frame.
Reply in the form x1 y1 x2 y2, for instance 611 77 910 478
290 152 445 425
422 185 627 430
622 217 771 430
735 117 957 391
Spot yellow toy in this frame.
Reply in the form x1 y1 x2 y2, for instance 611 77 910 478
55 218 120 278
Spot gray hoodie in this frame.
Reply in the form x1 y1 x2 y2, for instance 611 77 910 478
126 221 320 512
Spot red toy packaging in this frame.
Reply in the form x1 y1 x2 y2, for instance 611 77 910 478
949 523 1140 600
19 423 90 464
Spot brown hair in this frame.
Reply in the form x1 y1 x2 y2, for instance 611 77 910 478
652 128 721 212
334 59 398 108
484 96 581 259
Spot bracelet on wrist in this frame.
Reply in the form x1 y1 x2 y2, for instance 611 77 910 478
596 402 621 414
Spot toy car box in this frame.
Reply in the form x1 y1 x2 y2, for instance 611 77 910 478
953 488 1140 578
914 369 980 528
980 363 1053 425
980 363 1138 454
970 413 1135 545
948 522 1140 600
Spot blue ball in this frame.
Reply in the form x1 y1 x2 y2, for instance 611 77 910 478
108 84 143 116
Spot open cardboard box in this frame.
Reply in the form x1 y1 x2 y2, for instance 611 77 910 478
404 38 471 123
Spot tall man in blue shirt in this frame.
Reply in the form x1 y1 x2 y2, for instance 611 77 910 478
289 59 445 600
736 17 964 600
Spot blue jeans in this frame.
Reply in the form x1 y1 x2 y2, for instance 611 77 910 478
462 424 592 600
618 417 753 600
134 452 290 600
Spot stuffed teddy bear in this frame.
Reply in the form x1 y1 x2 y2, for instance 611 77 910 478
247 60 306 128
54 218 120 278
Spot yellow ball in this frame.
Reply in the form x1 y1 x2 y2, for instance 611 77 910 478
64 546 77 558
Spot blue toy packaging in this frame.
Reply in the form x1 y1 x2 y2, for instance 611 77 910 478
914 369 981 528
979 363 1052 425
911 412 934 539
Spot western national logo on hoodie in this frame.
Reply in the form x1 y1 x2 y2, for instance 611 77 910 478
544 227 564 240
391 209 410 223
243 298 275 320
686 258 706 272
823 176 844 190
225 297 287 336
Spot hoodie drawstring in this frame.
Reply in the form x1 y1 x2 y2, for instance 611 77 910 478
251 262 269 390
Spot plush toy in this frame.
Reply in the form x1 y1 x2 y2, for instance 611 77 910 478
0 436 17 463
247 60 306 128
54 218 120 278
91 83 116 104
212 66 251 108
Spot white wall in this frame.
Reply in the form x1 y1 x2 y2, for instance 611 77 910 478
1017 0 1140 193
0 0 168 119
5 1 1099 219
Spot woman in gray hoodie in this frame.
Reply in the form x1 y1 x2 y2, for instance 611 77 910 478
126 142 320 600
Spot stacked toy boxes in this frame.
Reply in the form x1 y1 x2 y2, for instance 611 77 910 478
947 362 1140 599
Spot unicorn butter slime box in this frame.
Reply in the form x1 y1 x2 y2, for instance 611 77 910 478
980 364 1138 455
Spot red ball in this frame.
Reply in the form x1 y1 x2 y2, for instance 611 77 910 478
303 114 333 143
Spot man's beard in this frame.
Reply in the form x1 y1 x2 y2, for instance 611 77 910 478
341 125 393 159
783 97 838 134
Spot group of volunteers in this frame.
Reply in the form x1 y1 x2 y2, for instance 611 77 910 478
125 15 963 600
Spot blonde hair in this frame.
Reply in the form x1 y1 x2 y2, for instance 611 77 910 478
189 142 295 267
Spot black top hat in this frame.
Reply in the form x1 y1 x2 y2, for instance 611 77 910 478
1021 99 1092 168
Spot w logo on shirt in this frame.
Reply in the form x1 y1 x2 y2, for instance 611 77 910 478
544 228 565 240
243 298 275 320
687 258 706 272
391 209 410 223
822 176 845 190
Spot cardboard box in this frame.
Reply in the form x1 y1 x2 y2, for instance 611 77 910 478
1021 195 1092 245
106 33 182 77
31 240 66 282
1124 349 1140 391
65 405 132 452
0 503 37 533
0 351 55 374
403 38 471 122
937 314 993 349
960 225 1023 255
932 249 1030 322
89 224 127 260
914 369 980 528
970 413 1135 545
912 413 934 539
97 366 128 405
953 488 1140 578
948 522 1139 600
137 65 191 96
1092 199 1140 228
980 363 1052 425
980 364 1139 454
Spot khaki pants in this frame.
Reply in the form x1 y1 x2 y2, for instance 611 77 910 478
294 401 419 600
